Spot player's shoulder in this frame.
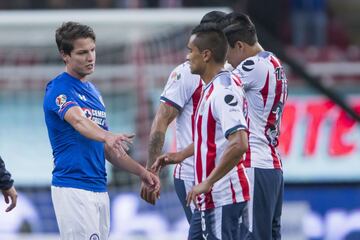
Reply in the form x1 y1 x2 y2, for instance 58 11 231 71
235 52 272 76
213 71 237 96
169 61 200 83
45 73 73 98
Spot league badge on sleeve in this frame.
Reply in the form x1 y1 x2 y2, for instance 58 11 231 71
55 94 67 107
171 71 181 81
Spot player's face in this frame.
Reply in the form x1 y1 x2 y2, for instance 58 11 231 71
186 34 205 75
226 41 244 68
63 37 96 80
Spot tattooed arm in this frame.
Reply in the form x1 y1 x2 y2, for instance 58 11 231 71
147 103 179 168
140 102 179 204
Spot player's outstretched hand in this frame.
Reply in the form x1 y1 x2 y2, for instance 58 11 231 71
104 132 133 156
186 180 212 209
140 170 160 196
2 186 17 212
117 133 135 152
140 181 160 205
151 152 184 173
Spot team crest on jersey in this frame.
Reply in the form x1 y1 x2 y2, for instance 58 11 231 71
170 71 181 81
242 59 255 72
55 94 67 107
89 233 99 240
224 94 238 106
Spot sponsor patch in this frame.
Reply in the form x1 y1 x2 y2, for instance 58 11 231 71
224 94 238 106
242 59 255 72
89 233 100 240
55 94 67 107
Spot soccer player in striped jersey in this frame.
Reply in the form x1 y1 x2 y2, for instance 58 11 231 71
153 24 250 240
140 11 226 224
222 13 288 240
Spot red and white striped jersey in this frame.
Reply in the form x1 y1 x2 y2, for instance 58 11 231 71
160 61 203 181
194 70 250 210
233 51 288 169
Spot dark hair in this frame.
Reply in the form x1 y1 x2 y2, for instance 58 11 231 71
55 22 96 55
221 12 258 47
191 23 228 64
200 11 227 24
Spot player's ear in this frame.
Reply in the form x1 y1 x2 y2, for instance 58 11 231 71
235 41 244 51
60 50 70 64
202 49 212 63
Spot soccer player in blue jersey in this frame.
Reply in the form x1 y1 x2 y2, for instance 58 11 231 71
43 22 159 240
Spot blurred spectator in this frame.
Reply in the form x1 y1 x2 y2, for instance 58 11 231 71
290 0 328 47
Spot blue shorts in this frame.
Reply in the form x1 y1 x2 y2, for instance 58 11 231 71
240 168 284 240
188 201 247 240
174 177 195 223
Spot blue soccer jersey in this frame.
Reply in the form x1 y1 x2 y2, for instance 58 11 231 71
43 72 108 192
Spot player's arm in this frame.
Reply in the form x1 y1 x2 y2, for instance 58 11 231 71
151 143 194 173
140 102 178 205
64 106 111 142
105 146 159 191
64 106 133 151
186 130 248 207
204 130 248 185
147 102 179 170
0 156 17 212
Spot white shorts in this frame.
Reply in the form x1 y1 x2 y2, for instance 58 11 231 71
51 186 110 240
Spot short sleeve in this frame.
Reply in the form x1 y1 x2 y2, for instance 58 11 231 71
212 87 248 139
44 84 79 120
160 62 201 111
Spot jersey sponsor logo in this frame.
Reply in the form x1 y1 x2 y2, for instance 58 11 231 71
224 94 238 106
89 233 99 240
82 108 107 127
242 60 255 72
55 94 67 107
82 108 93 119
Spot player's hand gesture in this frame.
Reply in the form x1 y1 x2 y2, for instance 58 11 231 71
140 169 160 195
151 152 184 173
186 180 213 209
140 180 160 205
117 133 135 152
2 186 17 212
104 132 135 157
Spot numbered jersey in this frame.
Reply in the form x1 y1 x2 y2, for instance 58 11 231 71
160 62 203 181
194 71 250 210
233 51 288 169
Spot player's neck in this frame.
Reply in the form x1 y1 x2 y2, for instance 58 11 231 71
247 42 264 58
201 64 224 85
65 68 87 82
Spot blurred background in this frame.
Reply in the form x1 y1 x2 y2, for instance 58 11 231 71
0 0 359 240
